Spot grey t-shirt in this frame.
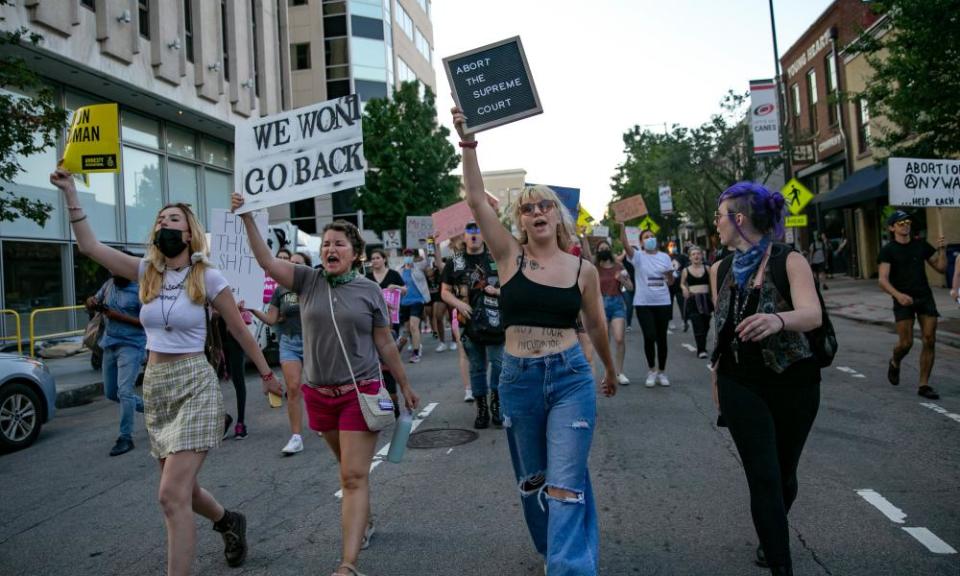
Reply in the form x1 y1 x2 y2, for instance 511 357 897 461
269 287 302 338
292 266 389 387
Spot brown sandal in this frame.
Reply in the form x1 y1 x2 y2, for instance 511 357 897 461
332 563 366 576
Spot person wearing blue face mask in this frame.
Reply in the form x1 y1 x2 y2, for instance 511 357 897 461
399 248 431 363
621 227 675 387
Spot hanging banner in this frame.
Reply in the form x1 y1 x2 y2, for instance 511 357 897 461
234 95 365 214
443 36 543 134
889 157 960 208
658 184 673 215
610 195 649 222
209 209 268 308
405 216 434 249
61 103 121 175
750 79 781 156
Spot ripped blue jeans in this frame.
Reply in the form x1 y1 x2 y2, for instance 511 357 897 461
499 344 598 576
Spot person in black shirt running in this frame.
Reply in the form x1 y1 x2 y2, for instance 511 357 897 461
877 210 947 399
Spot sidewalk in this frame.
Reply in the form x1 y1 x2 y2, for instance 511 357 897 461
821 275 960 349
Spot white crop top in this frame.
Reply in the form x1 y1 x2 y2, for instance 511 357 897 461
138 260 230 353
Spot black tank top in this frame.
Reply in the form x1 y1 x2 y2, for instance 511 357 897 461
686 267 709 287
500 250 583 330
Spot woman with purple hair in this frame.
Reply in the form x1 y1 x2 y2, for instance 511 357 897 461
708 182 823 576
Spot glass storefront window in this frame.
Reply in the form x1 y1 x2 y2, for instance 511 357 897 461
75 172 119 242
201 138 232 169
122 146 163 244
203 169 232 228
1 242 64 338
121 111 160 149
166 124 197 159
73 245 111 306
168 160 199 208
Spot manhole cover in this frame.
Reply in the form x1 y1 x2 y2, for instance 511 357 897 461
407 428 478 449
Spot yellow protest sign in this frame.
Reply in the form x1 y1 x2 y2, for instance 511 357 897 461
638 215 660 235
577 205 594 234
61 103 120 174
785 215 808 227
782 178 813 215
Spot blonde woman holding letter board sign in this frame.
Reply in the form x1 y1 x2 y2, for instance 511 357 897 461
50 168 281 575
452 106 617 576
232 193 419 576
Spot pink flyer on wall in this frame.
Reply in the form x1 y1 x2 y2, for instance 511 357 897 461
383 288 401 325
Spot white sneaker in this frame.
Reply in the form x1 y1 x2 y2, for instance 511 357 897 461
281 434 303 455
645 371 657 387
657 372 670 387
617 373 630 386
697 351 708 359
436 343 447 353
449 342 458 351
464 389 474 402
668 321 677 330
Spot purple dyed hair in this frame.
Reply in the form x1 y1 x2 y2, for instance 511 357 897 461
717 181 786 244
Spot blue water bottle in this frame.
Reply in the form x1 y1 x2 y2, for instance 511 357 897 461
387 411 413 463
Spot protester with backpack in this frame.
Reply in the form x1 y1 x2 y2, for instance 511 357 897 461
709 182 825 576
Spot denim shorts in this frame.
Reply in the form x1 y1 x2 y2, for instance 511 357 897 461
279 333 304 363
603 295 626 320
400 303 424 323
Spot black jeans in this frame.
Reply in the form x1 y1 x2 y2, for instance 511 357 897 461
635 305 672 370
718 371 820 569
688 310 711 354
222 329 247 424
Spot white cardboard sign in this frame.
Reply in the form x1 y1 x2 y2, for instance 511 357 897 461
209 209 268 308
234 95 365 214
889 157 960 208
405 216 434 249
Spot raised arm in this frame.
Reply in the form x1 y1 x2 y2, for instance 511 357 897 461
579 262 616 397
50 169 140 280
619 224 635 260
579 233 593 261
451 107 517 262
211 287 282 395
231 193 296 289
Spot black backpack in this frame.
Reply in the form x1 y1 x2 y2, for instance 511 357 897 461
717 243 837 368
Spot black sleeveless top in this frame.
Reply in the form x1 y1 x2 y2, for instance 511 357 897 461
500 250 583 330
685 266 709 287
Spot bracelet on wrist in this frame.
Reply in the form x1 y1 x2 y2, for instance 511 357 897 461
70 215 88 224
774 313 785 332
67 205 83 211
458 140 478 149
261 372 275 380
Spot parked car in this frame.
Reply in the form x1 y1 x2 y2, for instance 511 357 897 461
0 354 57 452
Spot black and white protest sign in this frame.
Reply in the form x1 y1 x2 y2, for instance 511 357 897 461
234 95 365 214
383 229 402 250
443 36 542 134
889 157 960 208
209 209 268 307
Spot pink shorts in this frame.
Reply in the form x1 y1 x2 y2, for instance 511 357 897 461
301 380 383 433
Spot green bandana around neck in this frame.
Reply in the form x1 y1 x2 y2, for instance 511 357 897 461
325 268 359 287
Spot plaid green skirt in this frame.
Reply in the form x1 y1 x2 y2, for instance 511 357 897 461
143 355 224 459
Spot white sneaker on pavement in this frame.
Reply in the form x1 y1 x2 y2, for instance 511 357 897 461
281 434 303 455
657 372 671 387
617 373 630 385
449 342 458 351
436 343 447 353
645 371 657 387
464 390 474 402
697 351 708 359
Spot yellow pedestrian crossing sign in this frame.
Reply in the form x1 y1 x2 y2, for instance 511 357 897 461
638 215 660 235
782 178 814 215
785 215 808 227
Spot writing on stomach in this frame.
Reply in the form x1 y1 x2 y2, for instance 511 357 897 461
506 325 578 357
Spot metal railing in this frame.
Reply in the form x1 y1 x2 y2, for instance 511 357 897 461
29 305 86 357
0 309 23 355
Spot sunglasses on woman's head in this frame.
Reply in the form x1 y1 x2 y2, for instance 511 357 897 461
519 199 556 215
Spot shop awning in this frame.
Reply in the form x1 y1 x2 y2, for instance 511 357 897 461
812 164 888 210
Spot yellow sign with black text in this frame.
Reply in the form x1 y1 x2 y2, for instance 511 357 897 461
638 215 660 235
782 178 813 215
786 215 808 227
61 103 120 175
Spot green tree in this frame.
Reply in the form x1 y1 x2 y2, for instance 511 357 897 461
852 0 960 158
0 0 68 225
354 81 460 234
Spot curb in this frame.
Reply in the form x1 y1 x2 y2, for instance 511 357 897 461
828 308 960 350
55 380 103 409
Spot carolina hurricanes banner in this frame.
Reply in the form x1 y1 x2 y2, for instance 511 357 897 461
750 79 780 156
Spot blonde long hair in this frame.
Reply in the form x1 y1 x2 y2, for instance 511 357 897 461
139 203 211 305
512 185 576 251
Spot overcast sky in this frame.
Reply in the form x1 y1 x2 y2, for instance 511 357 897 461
430 0 834 217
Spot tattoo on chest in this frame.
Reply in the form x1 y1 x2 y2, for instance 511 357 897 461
517 254 544 271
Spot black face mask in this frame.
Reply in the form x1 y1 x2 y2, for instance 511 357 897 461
154 228 188 258
112 275 131 288
597 249 612 261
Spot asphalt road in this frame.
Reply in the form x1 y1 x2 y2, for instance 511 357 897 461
1 316 958 576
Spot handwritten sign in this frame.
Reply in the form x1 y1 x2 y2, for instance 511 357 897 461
590 225 609 238
234 95 365 214
432 200 475 242
382 229 402 250
209 209 268 308
610 195 649 222
406 216 434 249
62 103 120 174
443 36 543 134
383 288 401 325
625 226 640 247
889 157 960 208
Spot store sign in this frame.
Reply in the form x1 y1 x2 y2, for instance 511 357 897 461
234 95 365 214
749 80 780 155
443 36 543 134
889 157 960 207
792 144 815 163
786 29 832 79
817 133 842 154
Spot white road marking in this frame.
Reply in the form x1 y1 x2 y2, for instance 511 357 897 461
682 343 697 352
667 330 674 335
920 402 960 424
335 402 439 498
836 365 866 379
856 489 907 523
902 528 958 554
446 448 454 455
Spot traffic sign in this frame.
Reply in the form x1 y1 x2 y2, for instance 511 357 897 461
638 215 660 235
782 178 814 215
785 215 808 227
